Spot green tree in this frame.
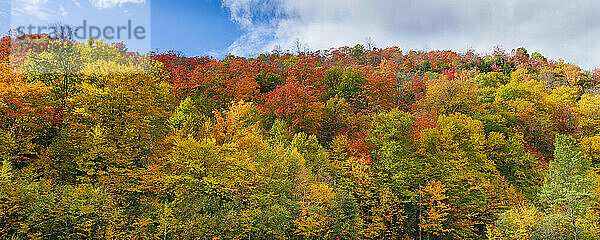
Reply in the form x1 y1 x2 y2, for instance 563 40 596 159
539 134 598 239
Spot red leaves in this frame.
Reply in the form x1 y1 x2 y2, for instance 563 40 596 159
369 60 400 99
193 57 265 104
364 67 398 111
412 110 438 140
442 69 456 80
153 51 211 98
0 86 61 129
0 36 11 63
261 82 323 134
347 131 372 163
554 105 580 135
285 57 326 89
258 56 329 135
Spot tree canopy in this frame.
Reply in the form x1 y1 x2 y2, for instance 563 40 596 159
2 35 600 239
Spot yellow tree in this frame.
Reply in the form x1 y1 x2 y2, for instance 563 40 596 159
421 70 479 114
418 113 518 238
419 180 452 236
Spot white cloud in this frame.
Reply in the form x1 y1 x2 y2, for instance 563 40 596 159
221 0 600 69
0 0 8 18
221 0 255 27
88 0 145 9
72 0 81 8
18 0 48 4
12 0 52 21
59 5 67 17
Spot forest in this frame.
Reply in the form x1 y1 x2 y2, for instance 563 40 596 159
1 34 600 240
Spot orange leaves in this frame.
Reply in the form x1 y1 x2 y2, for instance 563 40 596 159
187 56 270 106
0 63 57 128
153 51 211 98
293 201 331 239
210 100 264 151
285 57 326 89
412 109 438 140
364 62 399 111
419 180 451 236
262 82 323 135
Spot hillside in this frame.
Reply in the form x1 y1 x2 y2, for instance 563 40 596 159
1 35 600 239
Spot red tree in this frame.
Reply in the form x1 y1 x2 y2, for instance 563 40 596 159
261 82 323 134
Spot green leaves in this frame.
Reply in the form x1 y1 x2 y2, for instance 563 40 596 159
539 134 598 238
5 35 600 239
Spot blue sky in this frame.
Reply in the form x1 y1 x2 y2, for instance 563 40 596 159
150 0 242 56
1 0 242 57
3 0 600 69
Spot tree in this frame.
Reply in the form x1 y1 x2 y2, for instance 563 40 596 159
262 82 323 135
153 50 210 99
421 70 479 114
323 67 366 102
365 60 399 111
418 113 518 238
419 180 452 237
539 134 598 239
575 94 600 136
285 57 326 89
490 203 543 240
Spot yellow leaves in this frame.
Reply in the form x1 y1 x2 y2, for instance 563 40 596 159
495 79 553 119
167 133 260 200
291 149 339 238
328 134 352 173
493 203 542 240
416 112 520 237
486 132 507 153
565 64 583 86
422 180 448 204
77 38 129 67
307 182 335 206
293 203 330 239
547 85 580 107
64 72 174 181
576 94 600 115
500 79 548 103
361 186 405 239
436 113 486 150
376 58 399 74
210 100 265 151
419 180 451 236
228 100 258 127
510 68 535 83
575 94 600 135
169 135 213 176
150 60 170 82
422 74 479 114
80 59 146 77
581 135 600 165
0 66 49 99
551 62 583 86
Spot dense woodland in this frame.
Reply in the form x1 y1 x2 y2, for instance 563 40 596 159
2 34 600 239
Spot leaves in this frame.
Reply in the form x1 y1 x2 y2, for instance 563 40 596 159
2 36 600 239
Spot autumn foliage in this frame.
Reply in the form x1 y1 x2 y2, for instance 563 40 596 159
2 35 600 239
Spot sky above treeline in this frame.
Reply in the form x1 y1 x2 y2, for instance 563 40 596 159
1 0 600 70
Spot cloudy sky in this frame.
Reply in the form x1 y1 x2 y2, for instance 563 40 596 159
221 0 600 70
2 0 600 69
